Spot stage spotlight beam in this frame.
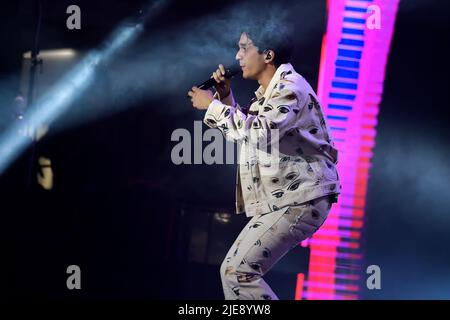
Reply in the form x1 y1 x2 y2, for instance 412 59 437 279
0 0 168 175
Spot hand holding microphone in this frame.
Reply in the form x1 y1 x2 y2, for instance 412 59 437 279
211 64 232 100
188 64 241 110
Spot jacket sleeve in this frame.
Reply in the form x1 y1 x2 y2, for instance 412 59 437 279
203 81 304 148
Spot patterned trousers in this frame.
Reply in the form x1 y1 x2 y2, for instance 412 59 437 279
220 195 332 300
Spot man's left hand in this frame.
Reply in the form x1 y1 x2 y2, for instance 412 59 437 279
187 87 214 110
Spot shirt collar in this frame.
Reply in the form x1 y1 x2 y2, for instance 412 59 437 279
254 63 294 100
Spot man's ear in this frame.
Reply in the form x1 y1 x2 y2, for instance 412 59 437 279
263 49 275 64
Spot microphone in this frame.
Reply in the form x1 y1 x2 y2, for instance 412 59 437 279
196 66 242 90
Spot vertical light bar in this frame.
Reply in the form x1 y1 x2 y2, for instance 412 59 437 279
302 0 400 300
295 273 305 300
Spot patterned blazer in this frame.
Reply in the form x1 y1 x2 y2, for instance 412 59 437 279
204 63 340 217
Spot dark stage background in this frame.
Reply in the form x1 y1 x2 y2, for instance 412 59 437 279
0 0 449 299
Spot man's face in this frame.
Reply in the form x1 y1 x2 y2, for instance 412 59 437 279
235 33 266 80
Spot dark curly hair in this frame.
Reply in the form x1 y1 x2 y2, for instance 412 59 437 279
239 16 294 68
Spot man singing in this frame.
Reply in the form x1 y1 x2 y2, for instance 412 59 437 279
187 25 340 300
